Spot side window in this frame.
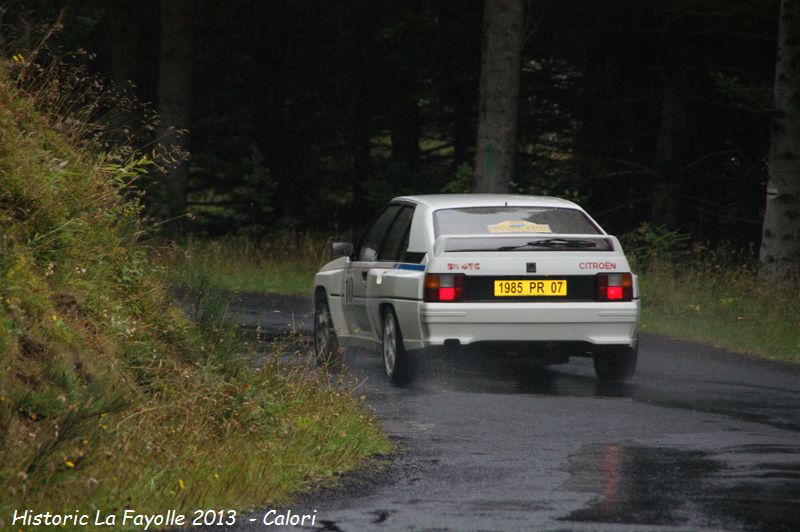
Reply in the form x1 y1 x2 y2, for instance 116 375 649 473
379 206 415 261
356 205 401 262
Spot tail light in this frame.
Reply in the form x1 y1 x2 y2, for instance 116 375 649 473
596 273 633 302
424 274 465 302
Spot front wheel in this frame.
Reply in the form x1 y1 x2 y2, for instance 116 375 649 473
593 344 638 382
313 296 340 367
382 307 409 385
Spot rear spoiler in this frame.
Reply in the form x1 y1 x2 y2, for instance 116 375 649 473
432 234 618 256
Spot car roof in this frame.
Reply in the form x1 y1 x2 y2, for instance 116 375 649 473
392 194 583 210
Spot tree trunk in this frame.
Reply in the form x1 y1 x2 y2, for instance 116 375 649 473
760 0 800 277
390 86 420 172
452 79 475 170
473 0 525 193
349 6 373 227
651 65 687 227
105 0 141 88
0 8 6 50
265 0 292 222
351 76 371 213
156 0 193 221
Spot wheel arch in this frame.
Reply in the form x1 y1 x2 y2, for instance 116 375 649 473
378 302 395 338
314 285 327 306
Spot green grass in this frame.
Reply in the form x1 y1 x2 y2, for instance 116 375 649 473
0 58 389 529
163 236 325 296
638 261 800 362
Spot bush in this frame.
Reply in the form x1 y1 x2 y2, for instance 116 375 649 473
621 222 692 270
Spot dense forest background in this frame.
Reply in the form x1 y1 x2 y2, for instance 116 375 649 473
1 0 782 250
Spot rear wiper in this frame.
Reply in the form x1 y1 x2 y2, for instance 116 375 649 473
497 238 597 251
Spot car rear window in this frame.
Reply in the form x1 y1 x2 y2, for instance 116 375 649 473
433 207 601 237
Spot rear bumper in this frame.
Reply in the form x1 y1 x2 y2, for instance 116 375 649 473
419 300 639 347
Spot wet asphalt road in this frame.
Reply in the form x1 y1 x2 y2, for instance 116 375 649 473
228 294 800 531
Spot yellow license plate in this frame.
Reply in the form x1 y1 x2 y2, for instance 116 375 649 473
494 279 567 297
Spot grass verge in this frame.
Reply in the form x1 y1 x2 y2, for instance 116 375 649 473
638 261 799 362
0 57 389 528
162 236 325 296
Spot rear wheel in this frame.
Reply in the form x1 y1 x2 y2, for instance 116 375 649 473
382 307 408 384
313 296 339 367
593 344 637 382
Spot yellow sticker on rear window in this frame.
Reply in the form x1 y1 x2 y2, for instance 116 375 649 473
488 220 552 233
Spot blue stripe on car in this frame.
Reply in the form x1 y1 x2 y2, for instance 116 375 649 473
394 263 426 271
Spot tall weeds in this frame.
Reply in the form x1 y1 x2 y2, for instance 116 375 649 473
0 22 389 525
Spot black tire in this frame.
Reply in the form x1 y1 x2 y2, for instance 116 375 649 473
382 307 409 385
313 295 340 367
593 344 638 382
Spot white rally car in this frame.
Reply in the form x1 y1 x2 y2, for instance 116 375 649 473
313 194 640 384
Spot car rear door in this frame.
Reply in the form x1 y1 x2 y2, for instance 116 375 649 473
364 205 418 334
345 204 402 338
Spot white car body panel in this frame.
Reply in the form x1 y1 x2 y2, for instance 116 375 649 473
313 194 640 355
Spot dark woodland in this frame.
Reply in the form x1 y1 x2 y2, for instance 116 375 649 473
3 0 796 266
